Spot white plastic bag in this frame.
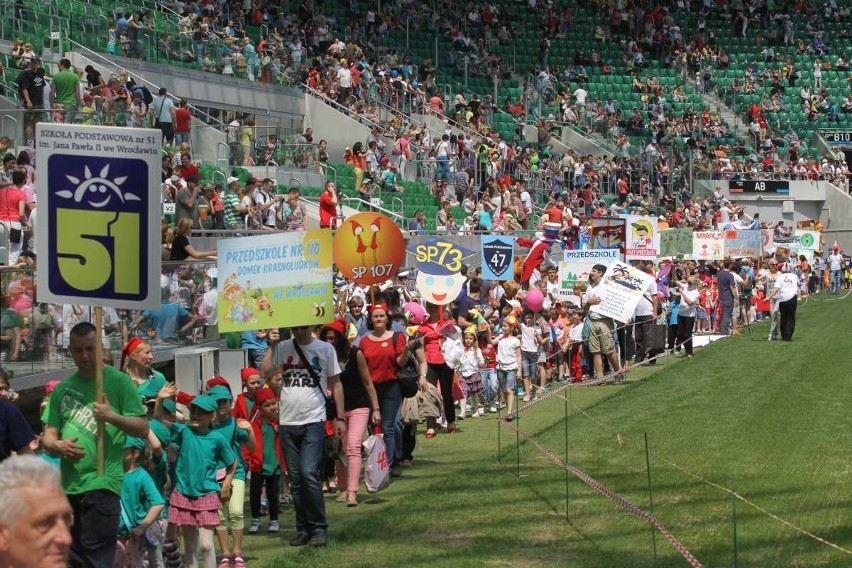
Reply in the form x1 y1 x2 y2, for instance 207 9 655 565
363 427 390 493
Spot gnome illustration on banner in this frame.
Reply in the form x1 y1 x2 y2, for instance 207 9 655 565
516 222 566 287
407 238 475 306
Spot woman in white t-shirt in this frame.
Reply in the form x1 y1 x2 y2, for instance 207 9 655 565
675 277 700 357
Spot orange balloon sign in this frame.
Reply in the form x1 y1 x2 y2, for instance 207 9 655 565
333 212 405 285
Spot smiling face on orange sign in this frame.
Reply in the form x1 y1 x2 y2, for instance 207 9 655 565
333 212 405 285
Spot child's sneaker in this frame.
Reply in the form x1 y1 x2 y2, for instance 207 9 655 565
268 520 280 534
472 409 482 418
522 394 531 402
489 405 498 413
279 494 291 509
248 518 261 534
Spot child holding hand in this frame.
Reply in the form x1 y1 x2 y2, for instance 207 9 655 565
155 384 236 568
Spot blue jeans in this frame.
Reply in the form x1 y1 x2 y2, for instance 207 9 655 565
68 490 121 568
481 368 498 404
436 155 450 182
521 351 537 378
280 422 327 536
830 269 842 293
375 381 402 468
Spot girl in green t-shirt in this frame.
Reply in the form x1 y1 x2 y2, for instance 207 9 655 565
154 385 236 568
116 436 165 568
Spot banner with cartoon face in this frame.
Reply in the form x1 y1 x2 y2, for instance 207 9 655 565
583 217 626 261
36 124 162 309
625 215 659 261
408 238 475 305
691 231 725 261
588 261 655 323
333 212 405 285
217 231 334 331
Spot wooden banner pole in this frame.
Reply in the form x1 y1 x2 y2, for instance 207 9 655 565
95 306 104 476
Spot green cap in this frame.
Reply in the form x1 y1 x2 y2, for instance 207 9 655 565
149 420 171 445
162 398 177 414
125 436 147 450
190 394 217 412
207 385 233 402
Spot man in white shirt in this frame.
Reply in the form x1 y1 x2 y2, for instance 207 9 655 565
632 265 659 364
573 87 587 108
827 244 844 294
261 326 343 547
766 266 800 341
581 264 623 383
336 62 352 104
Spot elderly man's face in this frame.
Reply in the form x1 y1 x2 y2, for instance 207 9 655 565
0 484 72 568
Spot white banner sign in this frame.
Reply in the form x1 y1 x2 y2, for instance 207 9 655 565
589 261 655 323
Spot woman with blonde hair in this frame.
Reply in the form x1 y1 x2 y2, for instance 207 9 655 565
120 337 167 392
169 218 216 261
675 276 700 358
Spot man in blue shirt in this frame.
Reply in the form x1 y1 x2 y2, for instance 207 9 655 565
716 260 737 335
133 290 196 342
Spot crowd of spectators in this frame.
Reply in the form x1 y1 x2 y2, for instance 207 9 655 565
4 0 852 378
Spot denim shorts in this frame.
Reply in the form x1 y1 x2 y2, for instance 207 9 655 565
496 369 517 392
521 351 537 378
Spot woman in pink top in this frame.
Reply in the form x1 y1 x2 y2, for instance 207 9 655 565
0 169 28 264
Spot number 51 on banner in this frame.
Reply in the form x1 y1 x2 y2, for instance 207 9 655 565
36 123 162 309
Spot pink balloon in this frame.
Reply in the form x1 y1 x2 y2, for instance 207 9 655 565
403 301 427 324
525 288 544 312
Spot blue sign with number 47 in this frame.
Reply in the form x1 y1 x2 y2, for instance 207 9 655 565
481 236 515 281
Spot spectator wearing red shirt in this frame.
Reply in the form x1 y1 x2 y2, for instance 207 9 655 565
319 181 339 229
177 153 199 181
173 99 192 146
202 184 225 230
0 169 28 264
617 176 629 204
357 303 414 477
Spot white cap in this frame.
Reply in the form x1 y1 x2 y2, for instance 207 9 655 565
226 176 240 185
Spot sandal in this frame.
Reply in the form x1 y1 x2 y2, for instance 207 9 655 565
328 481 338 494
347 495 358 507
218 557 232 568
335 491 349 503
425 429 436 438
233 556 247 568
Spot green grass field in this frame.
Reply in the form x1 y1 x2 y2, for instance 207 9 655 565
238 293 852 567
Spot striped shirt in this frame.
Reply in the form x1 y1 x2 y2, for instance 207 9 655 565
223 192 240 228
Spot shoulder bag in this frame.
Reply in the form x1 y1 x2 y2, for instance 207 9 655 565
292 340 336 421
393 332 420 398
